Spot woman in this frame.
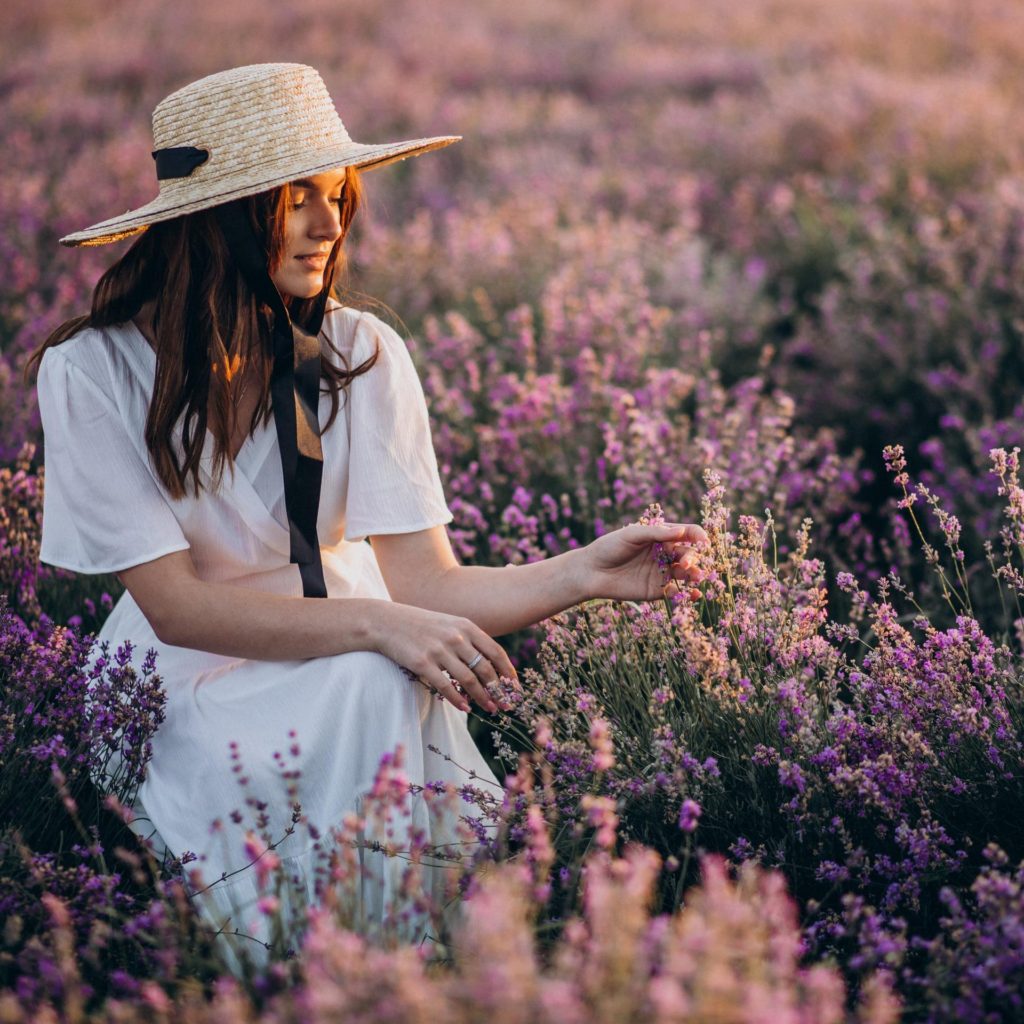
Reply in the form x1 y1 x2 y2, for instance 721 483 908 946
26 64 706 967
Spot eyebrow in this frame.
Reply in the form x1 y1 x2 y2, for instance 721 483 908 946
291 174 346 191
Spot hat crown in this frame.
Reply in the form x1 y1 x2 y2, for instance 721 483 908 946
151 63 351 192
60 62 461 246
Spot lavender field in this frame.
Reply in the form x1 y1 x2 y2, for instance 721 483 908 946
3 0 1024 1019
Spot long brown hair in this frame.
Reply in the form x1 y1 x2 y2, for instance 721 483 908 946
25 166 379 500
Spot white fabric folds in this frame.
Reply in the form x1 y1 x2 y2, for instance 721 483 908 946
34 302 496 971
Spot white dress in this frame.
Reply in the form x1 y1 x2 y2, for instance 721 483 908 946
35 300 501 970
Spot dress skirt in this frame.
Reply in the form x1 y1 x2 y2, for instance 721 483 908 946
35 306 506 975
96 584 502 977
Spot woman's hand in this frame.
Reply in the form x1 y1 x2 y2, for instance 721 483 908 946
579 521 709 603
369 602 520 715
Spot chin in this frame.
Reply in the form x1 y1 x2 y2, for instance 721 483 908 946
275 277 324 301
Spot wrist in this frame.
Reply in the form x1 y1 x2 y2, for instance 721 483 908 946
562 544 597 604
349 598 394 654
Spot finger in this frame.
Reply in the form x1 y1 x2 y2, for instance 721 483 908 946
464 647 524 712
466 628 519 687
663 578 701 602
470 639 522 708
669 540 702 562
670 561 703 584
423 668 470 713
440 655 498 713
668 548 699 571
454 641 500 688
661 523 709 547
453 642 520 711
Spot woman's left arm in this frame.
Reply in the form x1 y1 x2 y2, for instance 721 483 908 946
370 521 707 638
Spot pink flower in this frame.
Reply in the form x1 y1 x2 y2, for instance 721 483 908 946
41 892 71 929
582 794 619 849
575 691 596 713
589 717 616 772
141 982 171 1012
534 716 553 748
368 746 412 804
257 895 280 916
243 831 282 892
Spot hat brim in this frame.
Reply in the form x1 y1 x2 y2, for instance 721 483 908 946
59 135 461 247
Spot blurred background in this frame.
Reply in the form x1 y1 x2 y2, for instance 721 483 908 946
3 0 1024 636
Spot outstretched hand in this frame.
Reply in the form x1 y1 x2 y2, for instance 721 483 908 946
580 521 709 603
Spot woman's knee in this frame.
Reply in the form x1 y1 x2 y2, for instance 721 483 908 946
323 649 422 711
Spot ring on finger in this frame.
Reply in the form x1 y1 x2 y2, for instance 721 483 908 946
466 651 484 671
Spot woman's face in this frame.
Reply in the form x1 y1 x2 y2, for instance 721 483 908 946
270 168 347 300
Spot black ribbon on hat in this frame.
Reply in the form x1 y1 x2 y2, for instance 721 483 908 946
213 200 330 600
152 146 209 180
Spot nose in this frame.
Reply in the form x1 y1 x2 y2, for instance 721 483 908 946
309 196 342 243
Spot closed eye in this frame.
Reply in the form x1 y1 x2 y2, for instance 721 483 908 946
290 193 345 209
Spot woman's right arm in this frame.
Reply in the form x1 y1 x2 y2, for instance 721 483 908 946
117 549 515 713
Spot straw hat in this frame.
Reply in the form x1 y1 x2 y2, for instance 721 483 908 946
60 62 461 247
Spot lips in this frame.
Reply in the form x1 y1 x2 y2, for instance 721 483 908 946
296 254 328 270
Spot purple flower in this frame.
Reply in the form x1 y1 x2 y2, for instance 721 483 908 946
678 799 702 833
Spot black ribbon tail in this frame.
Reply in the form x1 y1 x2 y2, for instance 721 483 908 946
213 200 328 599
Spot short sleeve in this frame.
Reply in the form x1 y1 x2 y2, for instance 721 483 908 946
36 347 191 575
343 314 454 544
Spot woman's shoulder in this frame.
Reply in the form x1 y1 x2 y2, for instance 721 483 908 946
322 299 390 334
39 322 126 380
322 301 405 364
